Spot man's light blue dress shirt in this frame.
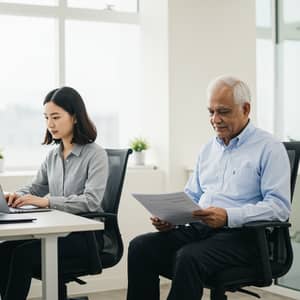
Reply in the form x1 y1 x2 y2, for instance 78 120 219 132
184 122 291 228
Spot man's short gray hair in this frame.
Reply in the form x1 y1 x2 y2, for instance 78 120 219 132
207 75 251 104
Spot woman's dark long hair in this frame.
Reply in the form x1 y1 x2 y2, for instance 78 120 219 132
43 87 97 145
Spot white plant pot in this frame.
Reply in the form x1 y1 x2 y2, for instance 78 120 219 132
0 159 4 173
133 151 146 165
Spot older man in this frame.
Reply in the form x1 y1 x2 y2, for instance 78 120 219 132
126 76 291 300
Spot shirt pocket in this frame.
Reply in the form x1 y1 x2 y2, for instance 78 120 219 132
226 161 260 197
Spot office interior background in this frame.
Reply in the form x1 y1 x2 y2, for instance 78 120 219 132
0 0 300 299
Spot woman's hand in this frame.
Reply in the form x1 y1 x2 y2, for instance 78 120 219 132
9 194 49 208
150 216 174 232
5 192 20 206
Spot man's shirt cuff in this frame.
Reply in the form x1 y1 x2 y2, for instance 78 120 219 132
225 207 243 228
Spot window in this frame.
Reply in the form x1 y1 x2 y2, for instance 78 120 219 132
256 0 274 134
0 0 139 170
256 39 274 134
65 20 140 148
256 0 300 292
256 0 300 141
279 0 300 141
283 0 300 23
283 40 300 140
0 15 57 169
256 0 272 27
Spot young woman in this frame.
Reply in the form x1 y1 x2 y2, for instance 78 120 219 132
0 87 108 300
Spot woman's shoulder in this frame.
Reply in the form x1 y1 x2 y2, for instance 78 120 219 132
82 142 107 158
83 142 105 151
44 144 60 159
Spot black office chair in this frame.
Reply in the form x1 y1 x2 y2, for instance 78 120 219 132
33 148 132 300
204 141 300 299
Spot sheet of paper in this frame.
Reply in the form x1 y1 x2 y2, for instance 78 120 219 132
132 192 202 225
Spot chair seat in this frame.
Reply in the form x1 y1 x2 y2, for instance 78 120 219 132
61 253 120 284
101 252 120 269
55 252 121 283
64 261 99 279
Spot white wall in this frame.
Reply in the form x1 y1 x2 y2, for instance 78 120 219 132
139 0 170 181
140 0 256 191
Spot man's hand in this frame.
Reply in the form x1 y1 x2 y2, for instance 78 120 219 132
150 217 174 232
8 194 49 208
192 207 227 228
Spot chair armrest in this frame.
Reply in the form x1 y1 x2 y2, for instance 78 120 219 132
243 220 291 229
241 220 291 285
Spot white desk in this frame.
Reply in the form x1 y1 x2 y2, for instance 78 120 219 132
0 210 103 300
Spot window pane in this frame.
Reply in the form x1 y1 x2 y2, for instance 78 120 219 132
0 0 57 5
0 15 57 170
256 0 272 28
67 0 138 12
65 20 140 148
256 39 274 133
282 40 300 140
283 0 300 23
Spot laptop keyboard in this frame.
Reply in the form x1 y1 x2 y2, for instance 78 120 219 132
9 207 31 213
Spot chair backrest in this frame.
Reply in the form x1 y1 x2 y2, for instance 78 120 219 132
283 141 300 200
269 142 300 279
100 148 132 268
102 149 132 213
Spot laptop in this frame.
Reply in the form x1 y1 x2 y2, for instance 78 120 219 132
0 214 36 223
0 186 51 214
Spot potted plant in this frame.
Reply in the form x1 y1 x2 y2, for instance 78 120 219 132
130 137 149 165
0 148 4 173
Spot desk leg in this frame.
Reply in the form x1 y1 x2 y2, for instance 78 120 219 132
41 235 58 300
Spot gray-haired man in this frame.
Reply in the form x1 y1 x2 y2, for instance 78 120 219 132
126 76 291 300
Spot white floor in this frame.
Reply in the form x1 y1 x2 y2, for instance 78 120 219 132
87 284 295 300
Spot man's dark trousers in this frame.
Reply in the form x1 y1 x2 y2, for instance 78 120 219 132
127 223 258 300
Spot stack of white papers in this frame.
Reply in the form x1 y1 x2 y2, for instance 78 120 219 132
132 192 201 225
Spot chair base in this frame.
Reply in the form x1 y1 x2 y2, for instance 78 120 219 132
210 287 261 300
237 288 261 298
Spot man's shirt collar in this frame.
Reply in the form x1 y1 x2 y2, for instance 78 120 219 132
216 120 254 148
